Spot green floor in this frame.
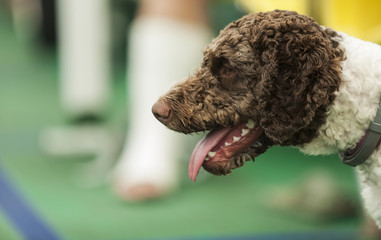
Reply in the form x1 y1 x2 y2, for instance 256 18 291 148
0 9 361 240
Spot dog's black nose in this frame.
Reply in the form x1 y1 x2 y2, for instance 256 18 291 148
152 100 172 124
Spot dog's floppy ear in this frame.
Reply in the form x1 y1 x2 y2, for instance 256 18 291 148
253 13 343 144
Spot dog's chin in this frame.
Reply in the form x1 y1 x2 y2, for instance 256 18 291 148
202 133 271 176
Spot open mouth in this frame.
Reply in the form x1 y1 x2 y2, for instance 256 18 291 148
189 119 271 181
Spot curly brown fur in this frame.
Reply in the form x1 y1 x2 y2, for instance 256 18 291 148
156 10 344 148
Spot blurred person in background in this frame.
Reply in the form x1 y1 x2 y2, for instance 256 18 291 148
57 0 213 201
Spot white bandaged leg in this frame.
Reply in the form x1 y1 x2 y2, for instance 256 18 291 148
113 17 212 201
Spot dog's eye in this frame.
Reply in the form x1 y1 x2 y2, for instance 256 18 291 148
218 67 239 90
211 57 225 76
210 57 241 91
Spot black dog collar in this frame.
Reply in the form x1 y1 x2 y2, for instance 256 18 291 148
339 99 381 166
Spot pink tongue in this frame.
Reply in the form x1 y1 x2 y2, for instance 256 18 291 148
188 128 233 182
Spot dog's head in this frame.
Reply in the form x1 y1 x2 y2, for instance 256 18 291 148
152 10 344 181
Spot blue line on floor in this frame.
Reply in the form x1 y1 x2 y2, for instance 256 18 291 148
0 164 61 240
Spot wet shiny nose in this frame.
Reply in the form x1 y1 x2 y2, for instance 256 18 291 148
152 100 172 125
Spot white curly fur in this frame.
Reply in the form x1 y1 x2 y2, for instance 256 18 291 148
300 32 381 227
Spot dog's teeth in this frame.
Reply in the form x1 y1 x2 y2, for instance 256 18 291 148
207 151 216 158
225 142 231 146
241 128 249 136
205 157 210 161
243 154 251 162
245 119 255 129
253 141 262 148
233 136 241 142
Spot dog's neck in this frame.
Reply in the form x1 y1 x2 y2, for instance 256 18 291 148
299 32 381 156
339 98 381 166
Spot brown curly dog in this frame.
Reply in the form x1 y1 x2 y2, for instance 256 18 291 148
152 10 344 180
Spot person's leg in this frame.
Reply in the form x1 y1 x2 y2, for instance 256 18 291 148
57 0 110 120
113 0 212 201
